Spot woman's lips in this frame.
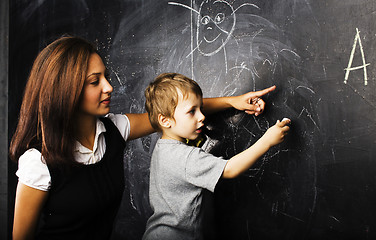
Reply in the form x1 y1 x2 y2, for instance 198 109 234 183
101 97 111 105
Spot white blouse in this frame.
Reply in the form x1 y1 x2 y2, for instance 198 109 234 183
16 113 131 191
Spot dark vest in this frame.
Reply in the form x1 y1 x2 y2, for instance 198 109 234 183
38 117 126 240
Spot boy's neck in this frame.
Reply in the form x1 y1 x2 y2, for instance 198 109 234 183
161 131 185 142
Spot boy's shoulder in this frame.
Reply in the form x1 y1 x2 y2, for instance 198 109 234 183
155 138 193 152
153 138 221 164
154 139 198 160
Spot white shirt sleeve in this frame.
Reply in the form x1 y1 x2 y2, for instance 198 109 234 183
15 148 51 191
106 113 131 141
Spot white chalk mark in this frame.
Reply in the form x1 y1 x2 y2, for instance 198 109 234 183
298 107 320 131
233 3 260 14
280 48 300 58
168 1 200 15
255 180 265 199
344 83 376 109
278 211 305 222
253 116 262 130
246 219 251 240
303 0 319 26
196 0 236 57
296 86 315 94
331 148 336 162
263 59 272 65
269 150 281 159
272 202 276 215
129 193 137 210
330 215 340 223
186 40 202 58
242 126 256 137
223 40 228 74
265 119 271 129
250 28 264 52
112 70 123 86
229 62 251 72
344 28 370 85
169 0 270 86
252 65 260 78
204 33 222 43
269 149 288 159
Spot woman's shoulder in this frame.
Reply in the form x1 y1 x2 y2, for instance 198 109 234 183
19 148 43 162
16 148 50 191
103 113 130 140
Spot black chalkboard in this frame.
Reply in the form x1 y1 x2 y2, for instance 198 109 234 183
9 0 376 239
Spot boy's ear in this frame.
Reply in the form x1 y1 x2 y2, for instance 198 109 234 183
158 114 171 128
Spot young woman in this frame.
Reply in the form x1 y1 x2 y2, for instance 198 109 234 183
9 36 275 239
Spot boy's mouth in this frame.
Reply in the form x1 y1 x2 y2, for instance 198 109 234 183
196 125 204 133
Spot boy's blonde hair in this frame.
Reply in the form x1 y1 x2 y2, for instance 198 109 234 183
145 73 203 131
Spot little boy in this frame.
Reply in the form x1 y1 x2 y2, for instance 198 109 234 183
143 73 290 240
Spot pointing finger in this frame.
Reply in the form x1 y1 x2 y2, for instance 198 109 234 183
253 85 276 98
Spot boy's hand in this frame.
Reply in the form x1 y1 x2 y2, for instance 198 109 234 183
261 119 290 147
231 86 276 116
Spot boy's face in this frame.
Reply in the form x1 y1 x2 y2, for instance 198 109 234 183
162 92 205 142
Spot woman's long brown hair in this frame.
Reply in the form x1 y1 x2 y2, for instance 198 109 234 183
9 36 97 167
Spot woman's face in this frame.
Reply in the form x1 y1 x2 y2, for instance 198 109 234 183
79 53 113 117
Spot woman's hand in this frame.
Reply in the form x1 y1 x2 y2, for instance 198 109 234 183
230 85 276 116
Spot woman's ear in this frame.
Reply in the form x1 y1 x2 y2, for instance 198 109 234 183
158 114 172 128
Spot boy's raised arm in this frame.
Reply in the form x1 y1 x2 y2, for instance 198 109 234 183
222 119 290 179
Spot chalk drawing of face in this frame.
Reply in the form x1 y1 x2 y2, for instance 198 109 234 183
197 0 235 56
169 0 259 58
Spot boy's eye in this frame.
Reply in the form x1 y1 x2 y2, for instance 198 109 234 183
189 109 195 115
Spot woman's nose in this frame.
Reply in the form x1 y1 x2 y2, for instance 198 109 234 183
103 78 113 93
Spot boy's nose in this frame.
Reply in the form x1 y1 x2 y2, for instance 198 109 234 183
198 111 205 122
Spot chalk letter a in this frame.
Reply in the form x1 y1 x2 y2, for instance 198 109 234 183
344 28 370 85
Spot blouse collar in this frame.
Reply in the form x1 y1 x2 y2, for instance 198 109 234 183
75 118 107 154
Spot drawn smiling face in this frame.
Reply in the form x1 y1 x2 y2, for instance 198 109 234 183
197 0 235 56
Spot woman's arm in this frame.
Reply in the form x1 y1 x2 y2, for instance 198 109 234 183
126 112 155 140
202 86 276 116
13 182 49 240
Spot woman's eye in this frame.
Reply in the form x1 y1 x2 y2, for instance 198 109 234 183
90 78 99 85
